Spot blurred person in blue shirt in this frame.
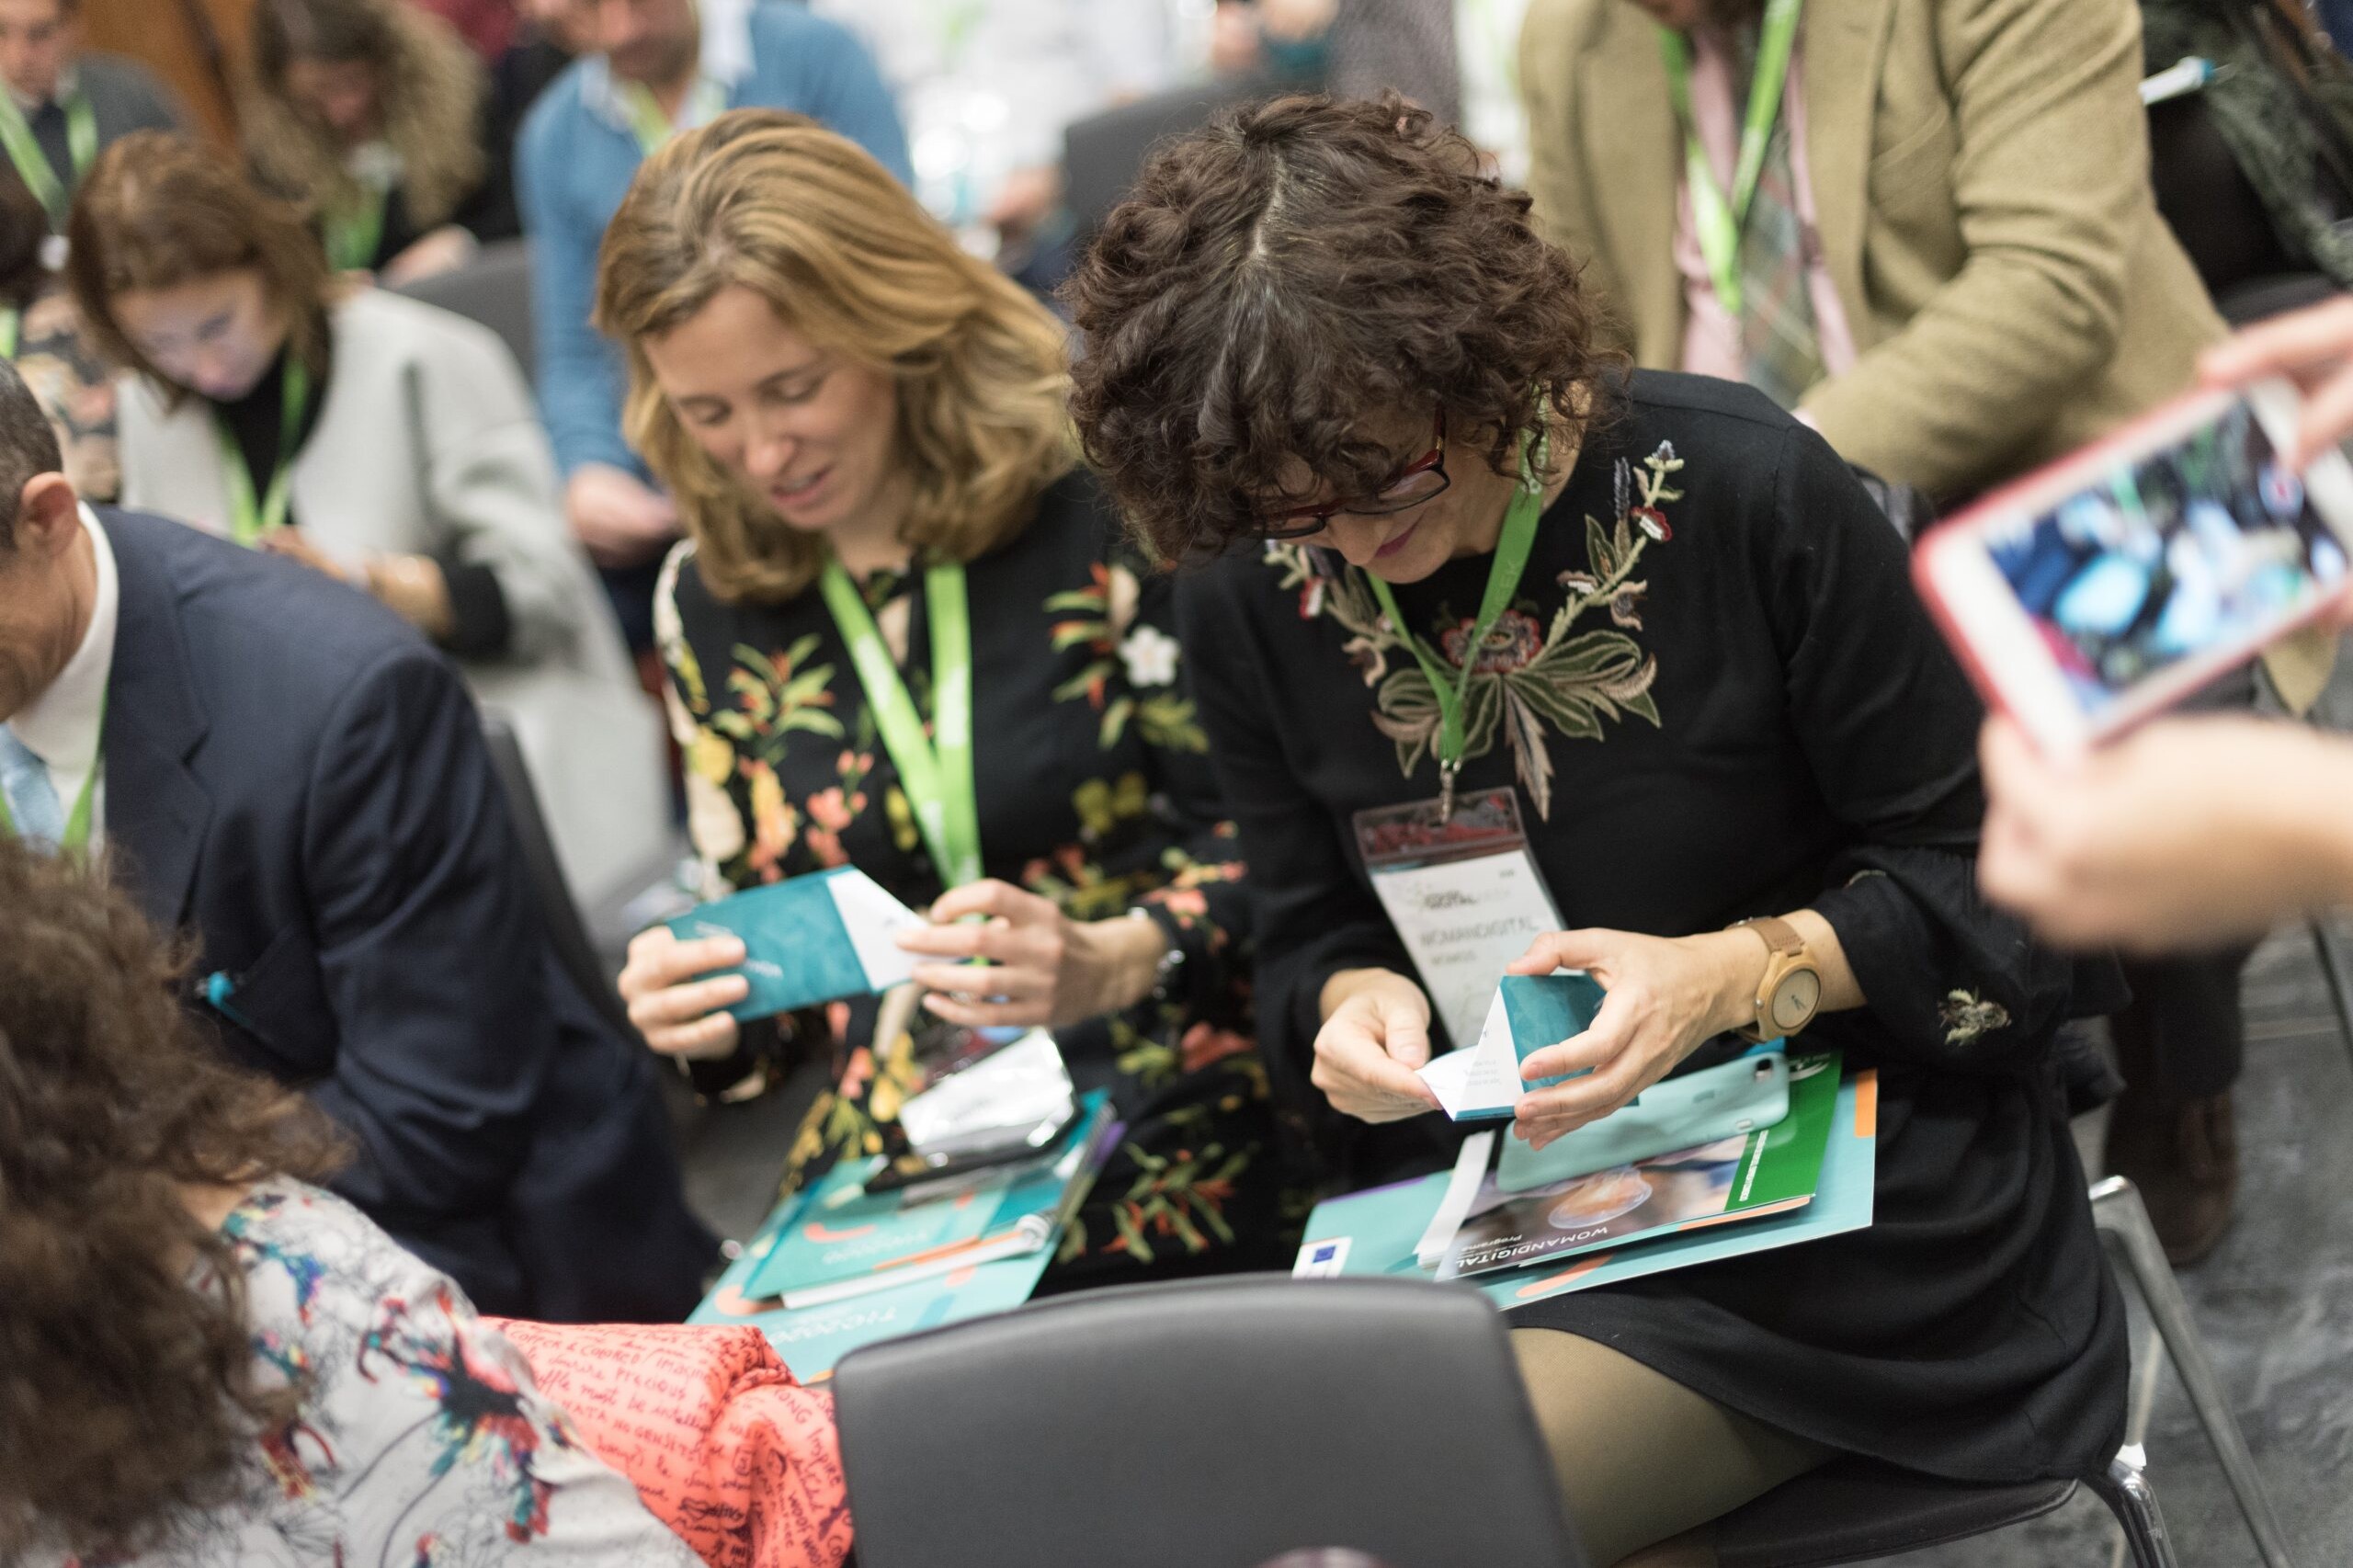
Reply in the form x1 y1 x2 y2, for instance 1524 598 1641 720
517 0 909 650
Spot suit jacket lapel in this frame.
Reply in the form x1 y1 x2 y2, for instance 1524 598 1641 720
99 516 212 932
1803 0 1897 349
1584 14 1684 365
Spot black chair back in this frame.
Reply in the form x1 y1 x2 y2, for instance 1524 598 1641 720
479 713 635 1040
1063 75 1290 236
831 1276 1582 1568
395 239 537 381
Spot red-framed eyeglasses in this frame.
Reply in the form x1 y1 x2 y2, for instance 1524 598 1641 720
1253 409 1451 540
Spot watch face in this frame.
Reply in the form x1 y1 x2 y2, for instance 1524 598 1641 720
1771 969 1823 1031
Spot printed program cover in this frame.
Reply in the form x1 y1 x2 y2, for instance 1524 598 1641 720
1437 1052 1840 1281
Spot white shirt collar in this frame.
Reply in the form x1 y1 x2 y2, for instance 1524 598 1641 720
7 61 77 115
581 0 754 133
6 505 119 842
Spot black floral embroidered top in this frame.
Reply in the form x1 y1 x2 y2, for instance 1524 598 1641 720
657 468 1246 965
1176 372 2127 1484
655 472 1290 1277
654 468 1260 1086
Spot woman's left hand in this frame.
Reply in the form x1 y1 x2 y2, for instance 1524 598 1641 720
380 224 479 290
895 879 1166 1030
1504 927 1765 1150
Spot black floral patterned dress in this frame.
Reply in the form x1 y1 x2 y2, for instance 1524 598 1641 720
655 470 1297 1284
1176 372 2130 1483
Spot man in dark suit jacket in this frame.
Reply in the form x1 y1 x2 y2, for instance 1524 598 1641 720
0 360 713 1321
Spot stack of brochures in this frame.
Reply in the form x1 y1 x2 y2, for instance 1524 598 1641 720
1295 1053 1878 1308
691 1092 1120 1376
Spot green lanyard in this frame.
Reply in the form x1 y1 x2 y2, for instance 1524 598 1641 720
0 87 95 230
818 555 983 889
618 77 727 155
323 181 388 273
0 705 106 858
1656 0 1803 318
0 305 17 359
1364 426 1550 819
213 358 312 546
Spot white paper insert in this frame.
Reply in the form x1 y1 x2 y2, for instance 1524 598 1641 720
1415 1131 1498 1268
1416 991 1525 1120
826 868 924 990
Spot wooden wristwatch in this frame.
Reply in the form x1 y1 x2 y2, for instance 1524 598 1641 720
1730 915 1822 1043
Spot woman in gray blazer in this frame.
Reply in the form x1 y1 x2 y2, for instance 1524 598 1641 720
68 131 666 906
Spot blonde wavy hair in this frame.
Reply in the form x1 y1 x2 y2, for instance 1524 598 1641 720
595 109 1076 603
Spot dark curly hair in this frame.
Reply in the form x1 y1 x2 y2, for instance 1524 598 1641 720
0 841 347 1562
1063 94 1622 564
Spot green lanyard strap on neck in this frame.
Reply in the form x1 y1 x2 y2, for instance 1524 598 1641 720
1363 425 1551 814
1656 0 1804 318
214 358 313 547
0 305 19 360
818 555 983 890
0 86 93 230
323 181 389 273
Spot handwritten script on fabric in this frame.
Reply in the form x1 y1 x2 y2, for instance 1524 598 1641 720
493 1319 854 1568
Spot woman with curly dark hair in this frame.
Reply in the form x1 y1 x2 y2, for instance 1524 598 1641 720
243 0 514 283
1065 96 2127 1565
0 840 701 1567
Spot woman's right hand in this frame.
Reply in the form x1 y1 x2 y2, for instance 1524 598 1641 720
618 926 750 1059
1313 968 1442 1123
565 462 680 569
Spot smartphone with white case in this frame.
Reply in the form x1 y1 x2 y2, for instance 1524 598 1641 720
1914 378 2353 755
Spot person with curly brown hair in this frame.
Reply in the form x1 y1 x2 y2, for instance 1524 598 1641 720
1065 96 2126 1566
0 838 706 1568
243 0 517 284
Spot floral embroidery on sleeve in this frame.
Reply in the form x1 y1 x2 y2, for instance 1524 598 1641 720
1269 440 1684 820
1939 990 2013 1046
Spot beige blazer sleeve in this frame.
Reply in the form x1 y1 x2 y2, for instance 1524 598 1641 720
1520 0 1635 356
1799 0 2164 494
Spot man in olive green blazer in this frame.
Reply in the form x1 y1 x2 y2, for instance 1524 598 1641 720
1520 0 2226 500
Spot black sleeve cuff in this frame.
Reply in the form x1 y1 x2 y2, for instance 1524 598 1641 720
682 1013 789 1102
437 558 514 659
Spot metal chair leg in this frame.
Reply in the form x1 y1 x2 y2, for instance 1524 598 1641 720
2312 919 2353 1078
2087 1446 2178 1568
2090 1176 2301 1568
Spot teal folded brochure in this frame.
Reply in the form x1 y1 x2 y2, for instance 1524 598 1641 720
1417 971 1605 1120
662 866 922 1020
744 1096 1112 1306
689 1094 1116 1377
693 1220 1055 1381
1294 1066 1876 1305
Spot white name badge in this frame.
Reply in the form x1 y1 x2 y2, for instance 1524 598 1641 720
1354 789 1563 1052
